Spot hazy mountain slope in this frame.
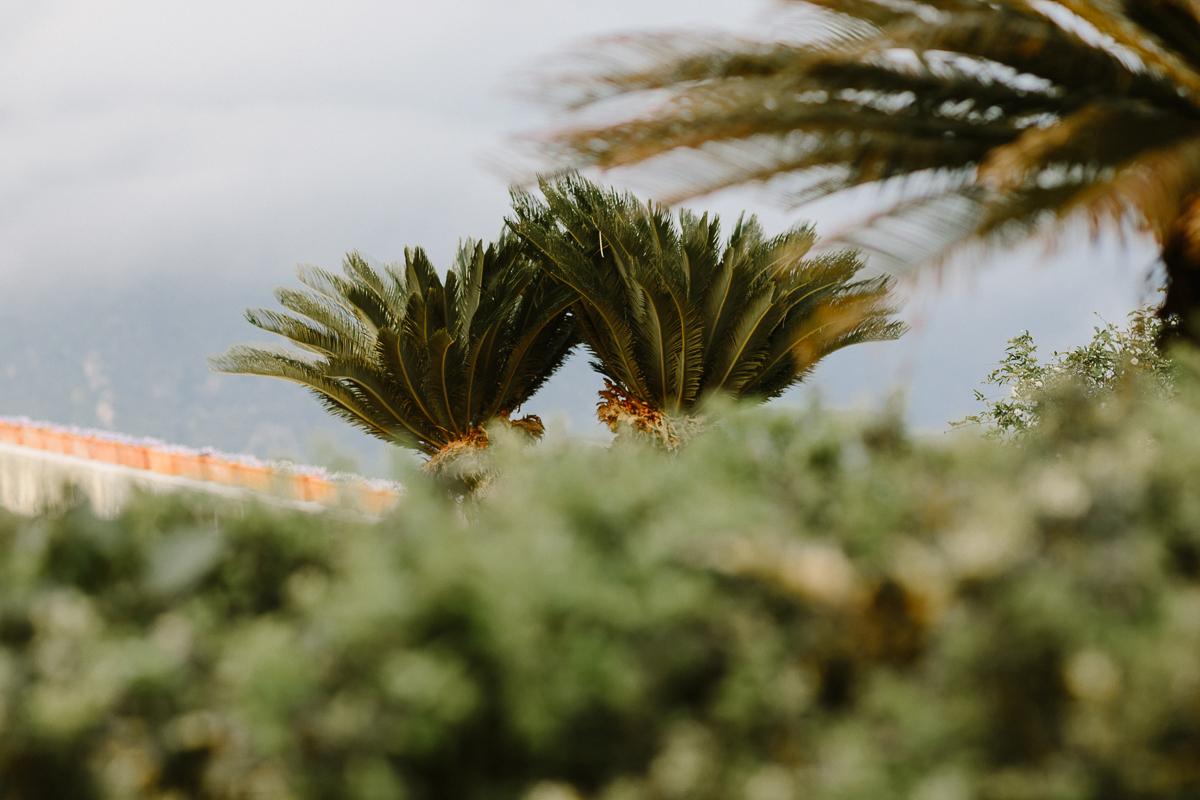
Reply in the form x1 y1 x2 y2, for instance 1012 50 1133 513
0 273 609 476
0 274 389 473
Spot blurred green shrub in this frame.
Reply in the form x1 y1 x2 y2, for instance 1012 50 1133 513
4 361 1200 799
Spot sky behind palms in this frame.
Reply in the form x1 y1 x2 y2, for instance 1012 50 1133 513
0 0 1154 453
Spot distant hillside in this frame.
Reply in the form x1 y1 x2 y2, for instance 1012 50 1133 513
0 273 605 477
0 275 372 471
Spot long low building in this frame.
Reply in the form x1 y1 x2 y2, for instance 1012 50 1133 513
0 418 401 518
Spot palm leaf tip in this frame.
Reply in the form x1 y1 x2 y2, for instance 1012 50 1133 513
214 233 582 462
509 173 905 445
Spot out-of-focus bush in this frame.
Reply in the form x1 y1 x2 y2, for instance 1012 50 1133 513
4 361 1200 799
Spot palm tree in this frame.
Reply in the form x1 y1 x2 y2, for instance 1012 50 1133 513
510 174 904 447
535 0 1200 342
209 236 580 472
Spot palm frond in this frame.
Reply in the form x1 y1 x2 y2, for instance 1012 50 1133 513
1069 134 1200 237
1124 0 1200 65
531 0 1200 305
508 174 904 431
210 237 581 459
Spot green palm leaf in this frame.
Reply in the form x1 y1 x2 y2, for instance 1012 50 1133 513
209 236 581 460
534 0 1200 340
509 174 905 444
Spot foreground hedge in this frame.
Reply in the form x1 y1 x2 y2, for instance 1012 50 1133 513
3 377 1200 799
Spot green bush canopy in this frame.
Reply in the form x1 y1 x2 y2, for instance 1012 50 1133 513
3 365 1200 798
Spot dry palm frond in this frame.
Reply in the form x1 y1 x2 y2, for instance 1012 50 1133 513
532 0 1200 337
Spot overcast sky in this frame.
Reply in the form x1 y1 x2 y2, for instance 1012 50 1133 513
0 0 1155 437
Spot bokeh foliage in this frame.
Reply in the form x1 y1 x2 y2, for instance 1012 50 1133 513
4 362 1200 798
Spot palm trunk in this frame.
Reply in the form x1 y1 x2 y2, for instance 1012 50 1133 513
422 415 545 495
596 381 704 450
1159 195 1200 346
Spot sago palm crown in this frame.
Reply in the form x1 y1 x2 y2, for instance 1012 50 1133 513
510 175 904 445
537 0 1200 341
209 236 580 461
